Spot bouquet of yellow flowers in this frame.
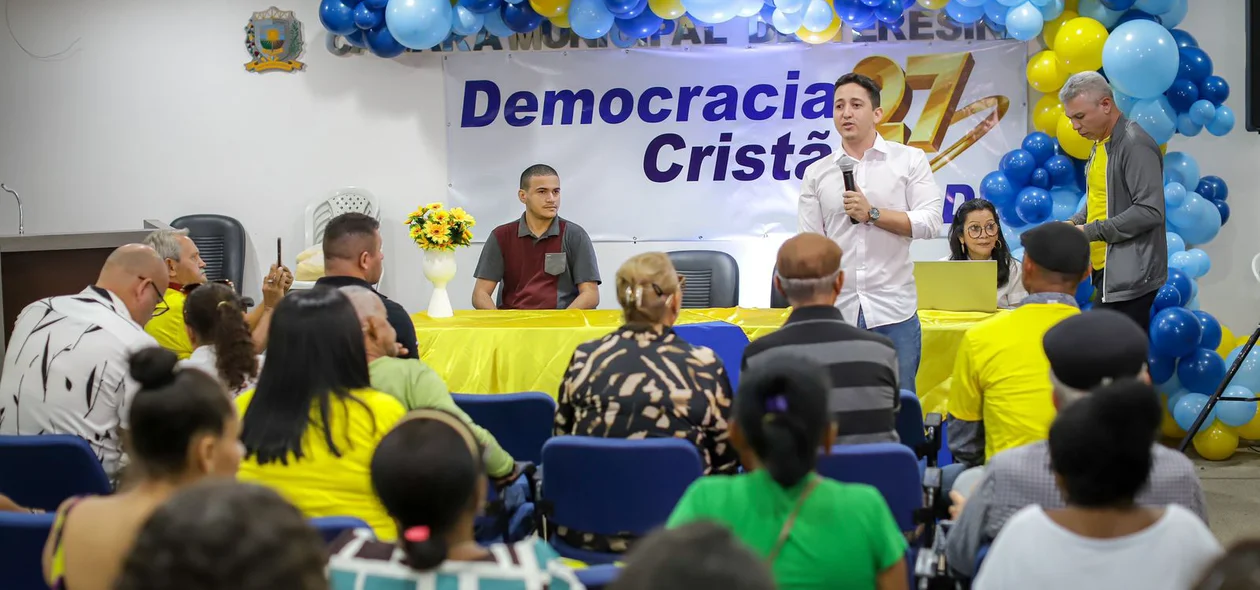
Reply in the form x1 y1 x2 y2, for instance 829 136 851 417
406 203 476 251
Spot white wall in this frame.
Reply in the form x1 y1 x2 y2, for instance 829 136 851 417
0 1 1255 328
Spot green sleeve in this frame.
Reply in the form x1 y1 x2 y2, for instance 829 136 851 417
408 366 516 478
665 480 707 528
859 486 909 572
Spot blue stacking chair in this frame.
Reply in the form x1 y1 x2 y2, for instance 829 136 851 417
816 442 923 532
539 436 703 564
673 321 751 388
452 392 556 465
0 512 55 590
309 516 372 544
0 436 112 512
575 564 622 589
895 391 947 468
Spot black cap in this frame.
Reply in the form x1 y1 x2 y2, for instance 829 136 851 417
1021 222 1090 276
1043 309 1149 390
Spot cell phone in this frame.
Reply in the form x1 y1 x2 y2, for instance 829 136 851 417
276 238 282 268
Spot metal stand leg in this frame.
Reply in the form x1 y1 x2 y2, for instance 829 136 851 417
1178 322 1260 453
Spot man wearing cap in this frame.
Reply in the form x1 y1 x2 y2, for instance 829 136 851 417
742 233 900 445
946 222 1091 469
944 309 1206 578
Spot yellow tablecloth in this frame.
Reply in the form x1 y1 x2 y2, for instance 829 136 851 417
412 308 997 415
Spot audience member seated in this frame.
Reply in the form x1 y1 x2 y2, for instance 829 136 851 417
315 213 419 359
610 522 775 590
472 164 601 310
667 362 908 590
946 309 1207 579
946 222 1090 469
114 480 327 590
235 288 406 540
327 410 584 589
743 233 900 445
974 379 1222 589
0 244 167 482
0 493 39 513
43 347 240 590
339 286 518 483
944 198 1027 309
1193 539 1260 590
180 282 263 396
143 228 292 357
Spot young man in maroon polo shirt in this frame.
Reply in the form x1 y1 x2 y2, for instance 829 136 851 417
472 164 601 310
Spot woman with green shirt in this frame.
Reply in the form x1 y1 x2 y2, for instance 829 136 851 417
666 362 909 590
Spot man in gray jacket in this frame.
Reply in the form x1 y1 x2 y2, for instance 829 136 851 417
1063 72 1167 331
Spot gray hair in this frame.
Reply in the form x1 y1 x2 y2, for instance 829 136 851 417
1059 71 1114 105
1050 364 1150 409
776 268 841 305
339 286 385 320
143 228 190 261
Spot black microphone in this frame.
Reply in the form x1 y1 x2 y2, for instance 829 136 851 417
839 159 859 224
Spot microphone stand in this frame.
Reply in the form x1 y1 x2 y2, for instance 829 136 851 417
1 184 22 235
1177 320 1260 453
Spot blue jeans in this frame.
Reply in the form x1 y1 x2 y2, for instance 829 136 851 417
857 308 922 393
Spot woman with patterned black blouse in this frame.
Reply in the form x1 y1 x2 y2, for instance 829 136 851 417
554 252 739 553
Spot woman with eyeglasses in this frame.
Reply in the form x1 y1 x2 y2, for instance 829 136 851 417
180 282 263 396
945 198 1027 309
554 252 739 553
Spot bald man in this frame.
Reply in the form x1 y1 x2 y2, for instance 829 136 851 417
0 244 168 482
741 234 901 444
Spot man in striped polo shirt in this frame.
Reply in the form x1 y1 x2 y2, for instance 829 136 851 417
742 233 900 444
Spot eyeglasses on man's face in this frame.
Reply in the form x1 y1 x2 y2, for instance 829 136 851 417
147 280 169 317
966 222 999 239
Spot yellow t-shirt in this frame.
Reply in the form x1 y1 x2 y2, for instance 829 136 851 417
145 288 194 359
235 387 407 540
1086 141 1109 270
947 303 1081 461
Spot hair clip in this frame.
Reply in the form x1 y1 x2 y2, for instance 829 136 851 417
765 394 789 414
403 525 430 543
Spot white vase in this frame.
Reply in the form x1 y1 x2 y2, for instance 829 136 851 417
422 249 457 318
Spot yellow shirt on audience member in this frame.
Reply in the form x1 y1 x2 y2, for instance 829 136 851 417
1086 140 1109 270
144 288 194 359
947 302 1080 461
235 387 406 541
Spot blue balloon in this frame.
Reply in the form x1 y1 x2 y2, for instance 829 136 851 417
996 0 1025 5
1043 154 1075 187
1015 187 1053 225
1078 0 1122 28
1226 346 1260 394
1173 392 1216 433
1193 309 1222 349
1150 352 1177 384
859 0 884 5
1021 132 1056 165
1186 248 1212 279
502 0 544 32
875 0 907 23
1163 152 1200 188
1169 28 1197 48
616 8 663 37
1129 96 1177 144
1169 191 1206 231
387 0 454 48
1178 348 1227 395
1100 0 1135 9
482 5 515 36
366 23 407 56
1000 149 1037 187
1164 182 1186 208
1196 176 1228 202
775 0 804 13
1179 197 1222 245
1200 75 1231 106
320 0 359 35
1103 21 1179 99
1157 373 1183 397
1164 78 1199 113
570 0 616 37
1005 2 1044 41
1188 100 1216 126
1167 231 1186 254
1218 386 1258 428
1178 46 1214 83
1153 283 1183 312
954 0 986 5
1115 9 1159 26
1177 112 1200 136
451 5 485 35
1029 168 1051 190
1050 188 1081 222
1160 0 1187 27
984 0 1008 24
771 8 804 32
366 0 389 7
1207 105 1236 136
1164 267 1193 307
1135 0 1176 13
944 0 986 24
1039 0 1064 19
355 2 386 28
344 29 368 47
1211 199 1231 226
999 201 1027 229
1169 250 1196 276
605 0 640 15
801 0 836 31
1074 277 1095 307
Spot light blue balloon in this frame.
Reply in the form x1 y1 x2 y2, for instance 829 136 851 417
1134 0 1175 14
1166 231 1186 254
801 0 834 32
1039 0 1064 20
1179 198 1222 246
570 0 616 37
771 7 804 31
984 0 1008 24
955 0 986 6
1001 221 1026 250
945 0 986 23
1167 389 1187 413
1160 0 1187 28
1078 0 1121 28
1102 21 1180 99
1157 373 1183 396
1113 90 1138 116
1169 191 1207 229
1050 188 1081 222
1130 96 1177 144
1164 182 1186 208
1005 2 1043 41
1207 105 1236 136
1218 386 1258 428
1169 251 1196 276
1226 346 1260 394
451 5 485 35
1189 276 1199 300
1189 100 1217 126
483 6 515 36
1185 248 1211 278
1174 392 1217 433
683 0 739 23
386 0 454 49
775 0 805 13
1177 112 1203 137
1164 152 1200 188
1010 247 1025 261
996 0 1024 6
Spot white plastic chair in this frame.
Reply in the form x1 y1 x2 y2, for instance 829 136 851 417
290 187 382 291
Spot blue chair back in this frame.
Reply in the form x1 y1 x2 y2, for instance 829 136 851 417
673 321 750 388
0 512 55 590
309 516 371 544
452 392 556 464
816 442 922 532
896 390 926 450
541 437 702 561
575 564 621 589
0 436 112 511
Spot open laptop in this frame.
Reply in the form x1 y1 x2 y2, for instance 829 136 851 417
913 260 998 313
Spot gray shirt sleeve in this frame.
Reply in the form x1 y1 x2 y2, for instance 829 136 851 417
473 232 504 282
564 224 601 285
946 470 997 579
948 418 986 468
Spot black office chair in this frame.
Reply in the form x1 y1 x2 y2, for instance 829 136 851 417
666 250 739 309
769 265 789 308
170 214 247 295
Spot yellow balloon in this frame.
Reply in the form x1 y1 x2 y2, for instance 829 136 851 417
550 12 571 27
648 0 685 19
797 15 840 44
1217 326 1236 358
1193 420 1239 461
1033 94 1065 137
1240 335 1251 349
1042 10 1077 50
1161 407 1186 439
530 0 569 18
1235 405 1260 439
1027 50 1068 94
1054 17 1109 74
1056 114 1094 159
918 0 949 9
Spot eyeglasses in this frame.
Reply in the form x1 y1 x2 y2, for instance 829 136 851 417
181 279 234 295
148 280 169 317
966 222 1000 239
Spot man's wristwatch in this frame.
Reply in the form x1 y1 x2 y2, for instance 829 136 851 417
867 207 881 224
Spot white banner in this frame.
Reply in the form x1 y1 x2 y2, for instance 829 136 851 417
444 41 1027 241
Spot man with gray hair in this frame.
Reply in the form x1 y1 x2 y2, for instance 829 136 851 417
740 233 900 444
1061 71 1166 332
945 308 1205 579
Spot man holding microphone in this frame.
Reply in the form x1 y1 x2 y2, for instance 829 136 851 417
799 73 944 392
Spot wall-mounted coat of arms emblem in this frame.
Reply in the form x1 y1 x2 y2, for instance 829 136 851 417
245 7 305 73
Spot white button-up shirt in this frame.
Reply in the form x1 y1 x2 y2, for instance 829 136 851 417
799 135 944 328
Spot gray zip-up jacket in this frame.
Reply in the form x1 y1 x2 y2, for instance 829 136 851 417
1069 114 1167 303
